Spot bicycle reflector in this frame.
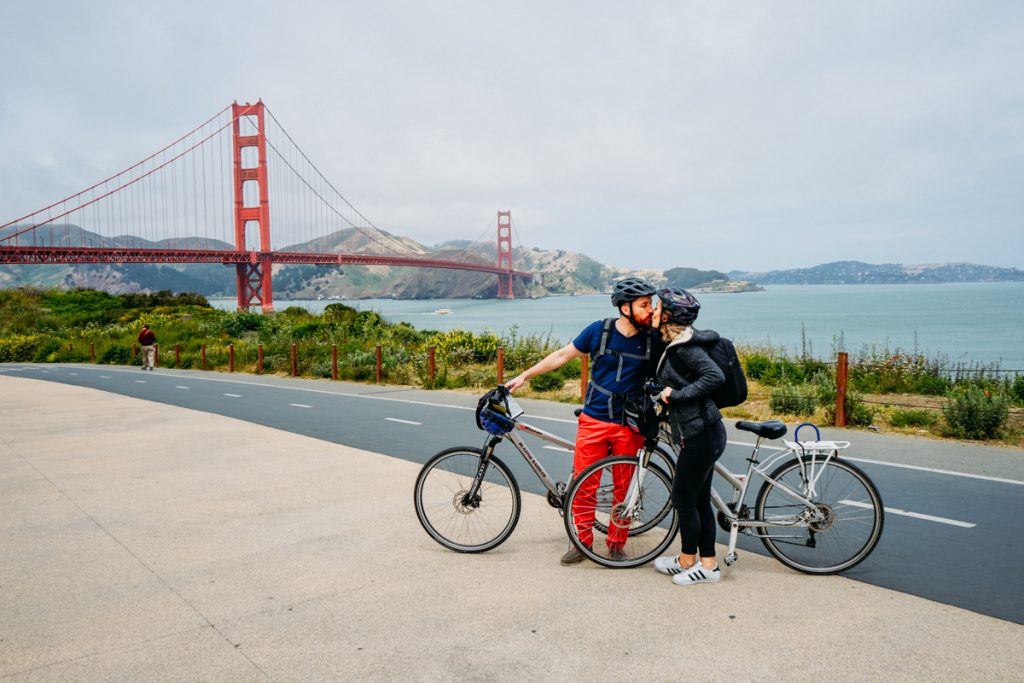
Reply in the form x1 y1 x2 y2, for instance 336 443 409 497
475 387 520 435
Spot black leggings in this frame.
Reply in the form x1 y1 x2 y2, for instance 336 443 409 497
671 419 727 557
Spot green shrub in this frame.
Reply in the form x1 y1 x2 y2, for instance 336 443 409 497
816 374 875 427
99 346 132 365
1011 374 1024 404
530 372 566 392
0 334 45 362
888 408 937 428
744 354 773 382
943 387 1010 440
769 383 817 416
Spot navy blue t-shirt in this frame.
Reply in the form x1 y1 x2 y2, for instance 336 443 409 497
573 320 660 423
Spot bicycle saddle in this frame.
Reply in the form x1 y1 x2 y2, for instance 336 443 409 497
735 420 787 439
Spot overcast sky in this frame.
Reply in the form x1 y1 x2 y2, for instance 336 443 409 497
2 1 1022 272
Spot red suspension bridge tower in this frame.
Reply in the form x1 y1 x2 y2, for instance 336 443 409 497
232 101 274 311
496 210 514 299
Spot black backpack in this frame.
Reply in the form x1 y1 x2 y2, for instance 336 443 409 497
667 334 748 409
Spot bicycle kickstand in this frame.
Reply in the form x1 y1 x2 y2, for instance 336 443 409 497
724 522 740 567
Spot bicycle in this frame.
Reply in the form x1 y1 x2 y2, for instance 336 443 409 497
413 386 679 568
712 420 884 574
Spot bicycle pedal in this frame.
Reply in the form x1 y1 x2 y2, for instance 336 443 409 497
724 551 739 566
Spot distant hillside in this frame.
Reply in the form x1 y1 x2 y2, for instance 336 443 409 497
731 261 1024 285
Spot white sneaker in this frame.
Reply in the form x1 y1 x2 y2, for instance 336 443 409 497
671 563 721 585
654 555 685 575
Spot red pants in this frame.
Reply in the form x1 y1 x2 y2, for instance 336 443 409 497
570 413 645 548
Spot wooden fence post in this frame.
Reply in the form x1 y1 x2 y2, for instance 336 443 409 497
201 344 207 371
835 351 848 427
90 342 95 363
428 346 436 385
257 343 263 374
496 347 505 384
174 343 180 368
375 345 382 383
331 344 338 380
154 344 159 368
228 344 235 372
291 344 298 377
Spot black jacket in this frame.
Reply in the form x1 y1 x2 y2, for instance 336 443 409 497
656 328 725 440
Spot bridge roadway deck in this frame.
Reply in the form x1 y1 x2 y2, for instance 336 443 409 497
0 374 1020 682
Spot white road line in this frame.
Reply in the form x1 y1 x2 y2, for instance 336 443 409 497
175 386 189 390
99 375 111 379
841 499 976 528
135 380 146 384
223 393 242 398
69 373 78 376
842 457 1024 486
727 440 1024 487
290 403 313 408
385 417 422 426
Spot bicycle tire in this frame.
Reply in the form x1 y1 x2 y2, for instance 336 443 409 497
755 457 884 575
414 447 521 553
563 456 678 569
592 444 676 536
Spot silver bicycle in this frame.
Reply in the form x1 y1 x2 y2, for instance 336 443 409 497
712 420 884 574
413 386 678 568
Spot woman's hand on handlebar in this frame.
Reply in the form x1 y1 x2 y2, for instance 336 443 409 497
659 386 673 404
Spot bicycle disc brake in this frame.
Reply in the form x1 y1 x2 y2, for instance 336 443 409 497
453 490 481 514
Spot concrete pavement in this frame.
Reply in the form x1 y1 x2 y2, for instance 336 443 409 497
0 374 1020 682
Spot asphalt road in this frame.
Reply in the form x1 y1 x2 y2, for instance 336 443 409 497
4 362 1022 624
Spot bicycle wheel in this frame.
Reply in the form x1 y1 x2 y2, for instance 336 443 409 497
755 457 884 574
592 444 676 536
564 456 678 569
414 447 521 553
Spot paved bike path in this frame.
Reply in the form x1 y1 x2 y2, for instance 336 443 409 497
1 374 1020 682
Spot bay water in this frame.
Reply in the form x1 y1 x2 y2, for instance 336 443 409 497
211 282 1024 371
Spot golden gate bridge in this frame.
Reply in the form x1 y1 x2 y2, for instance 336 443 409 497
0 101 532 311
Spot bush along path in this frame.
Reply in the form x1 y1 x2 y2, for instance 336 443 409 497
1 287 1021 446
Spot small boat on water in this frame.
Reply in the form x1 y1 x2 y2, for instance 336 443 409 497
432 307 453 315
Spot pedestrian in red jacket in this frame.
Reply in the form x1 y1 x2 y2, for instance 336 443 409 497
137 325 157 370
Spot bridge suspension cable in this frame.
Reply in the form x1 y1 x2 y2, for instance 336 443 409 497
263 106 418 257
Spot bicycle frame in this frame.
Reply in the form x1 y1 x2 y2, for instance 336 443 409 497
466 420 575 506
710 434 850 566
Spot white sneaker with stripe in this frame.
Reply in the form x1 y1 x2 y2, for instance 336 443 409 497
671 563 721 585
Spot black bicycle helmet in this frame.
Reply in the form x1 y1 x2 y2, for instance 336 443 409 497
659 287 701 326
475 386 518 435
611 277 657 307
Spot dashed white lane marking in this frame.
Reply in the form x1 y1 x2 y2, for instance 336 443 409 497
290 403 313 408
841 499 976 528
99 375 111 379
135 380 146 384
176 386 189 390
385 417 422 426
69 373 78 376
224 393 243 398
